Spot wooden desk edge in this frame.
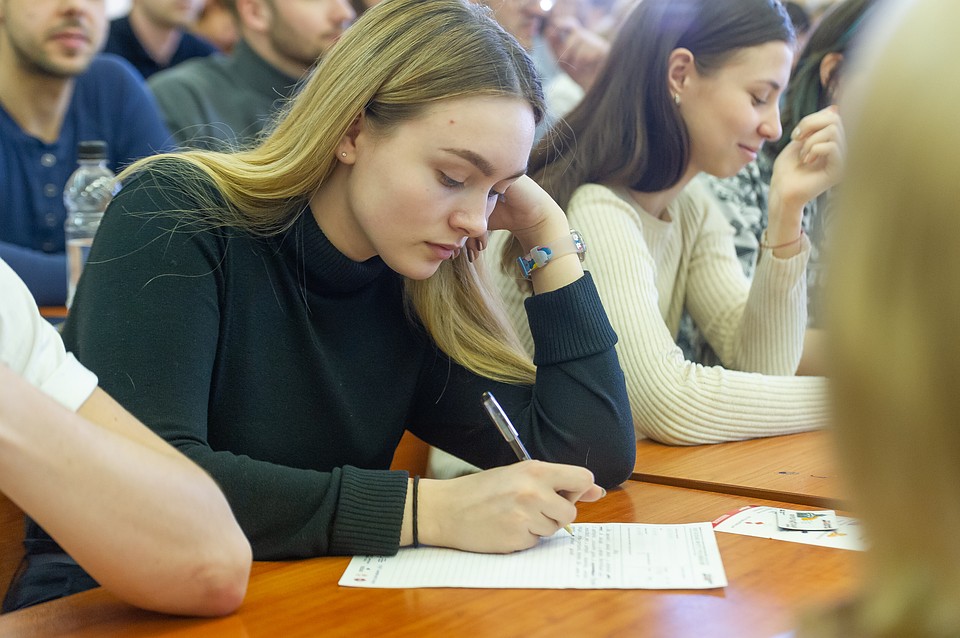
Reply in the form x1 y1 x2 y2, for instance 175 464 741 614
39 306 68 319
631 472 848 511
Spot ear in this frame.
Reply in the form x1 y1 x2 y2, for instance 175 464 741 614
666 47 695 99
335 114 365 164
235 0 272 33
819 52 844 91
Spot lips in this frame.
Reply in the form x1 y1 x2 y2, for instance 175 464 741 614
427 242 464 261
738 144 759 161
50 29 90 49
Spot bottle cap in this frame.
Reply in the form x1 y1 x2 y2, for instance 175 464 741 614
77 140 108 160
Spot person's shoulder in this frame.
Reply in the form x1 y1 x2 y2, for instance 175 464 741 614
178 30 219 57
567 183 634 216
102 15 132 50
107 14 131 31
71 55 166 133
568 183 620 205
563 184 647 239
148 53 228 93
677 179 715 213
675 179 735 238
78 53 147 88
121 157 219 200
69 55 159 125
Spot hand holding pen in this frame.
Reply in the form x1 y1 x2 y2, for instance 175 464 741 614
405 395 603 553
483 391 581 537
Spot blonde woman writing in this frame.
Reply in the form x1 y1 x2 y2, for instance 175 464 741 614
19 0 636 609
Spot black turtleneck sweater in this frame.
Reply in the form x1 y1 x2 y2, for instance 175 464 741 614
57 166 634 562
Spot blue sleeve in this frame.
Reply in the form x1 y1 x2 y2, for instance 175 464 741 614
0 241 66 306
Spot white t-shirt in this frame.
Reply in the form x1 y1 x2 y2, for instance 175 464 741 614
0 259 97 411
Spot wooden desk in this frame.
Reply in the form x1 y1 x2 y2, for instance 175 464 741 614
38 307 68 320
0 482 860 638
632 431 847 509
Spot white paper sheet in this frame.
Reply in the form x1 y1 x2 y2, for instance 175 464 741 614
713 506 866 551
339 522 727 589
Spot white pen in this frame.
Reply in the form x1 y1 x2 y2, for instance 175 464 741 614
481 391 575 537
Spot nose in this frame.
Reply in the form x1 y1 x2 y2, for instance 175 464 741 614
759 105 783 142
61 0 91 16
450 196 490 239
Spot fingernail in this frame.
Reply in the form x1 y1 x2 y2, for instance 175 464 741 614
791 127 801 140
600 487 607 498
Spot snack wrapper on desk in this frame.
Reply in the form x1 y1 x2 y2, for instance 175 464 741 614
712 505 865 551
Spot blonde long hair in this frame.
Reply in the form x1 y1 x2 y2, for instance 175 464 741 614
121 0 542 384
805 0 960 635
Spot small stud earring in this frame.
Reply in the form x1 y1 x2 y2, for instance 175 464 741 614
674 93 681 105
340 152 347 158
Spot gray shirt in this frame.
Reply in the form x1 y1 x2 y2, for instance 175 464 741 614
148 40 302 150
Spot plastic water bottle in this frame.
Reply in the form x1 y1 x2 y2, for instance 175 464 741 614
64 140 116 307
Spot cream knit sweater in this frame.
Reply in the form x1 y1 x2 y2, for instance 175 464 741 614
489 182 829 445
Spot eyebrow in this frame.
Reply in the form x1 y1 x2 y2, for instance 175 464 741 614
761 80 784 92
441 148 527 180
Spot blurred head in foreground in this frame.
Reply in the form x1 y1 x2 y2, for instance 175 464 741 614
811 0 960 635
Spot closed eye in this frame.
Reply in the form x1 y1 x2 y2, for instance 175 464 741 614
439 172 464 189
752 94 768 106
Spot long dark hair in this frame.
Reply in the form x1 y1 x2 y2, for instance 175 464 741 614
531 0 794 208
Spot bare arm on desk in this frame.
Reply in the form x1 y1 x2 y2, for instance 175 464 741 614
0 367 252 617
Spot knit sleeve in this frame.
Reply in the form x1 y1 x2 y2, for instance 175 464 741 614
408 272 635 490
682 181 809 375
498 184 828 446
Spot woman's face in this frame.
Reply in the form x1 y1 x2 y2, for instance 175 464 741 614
321 96 535 280
680 41 793 178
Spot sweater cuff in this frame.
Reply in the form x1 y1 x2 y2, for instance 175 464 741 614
524 272 618 366
758 230 811 285
328 466 408 556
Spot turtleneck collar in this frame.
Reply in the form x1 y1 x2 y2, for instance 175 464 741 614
275 207 389 295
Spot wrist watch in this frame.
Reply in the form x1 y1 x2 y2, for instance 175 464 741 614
517 230 586 279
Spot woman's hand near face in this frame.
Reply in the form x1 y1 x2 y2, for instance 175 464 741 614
469 175 584 293
774 105 845 205
463 174 559 261
486 175 571 250
766 106 845 256
412 461 605 553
